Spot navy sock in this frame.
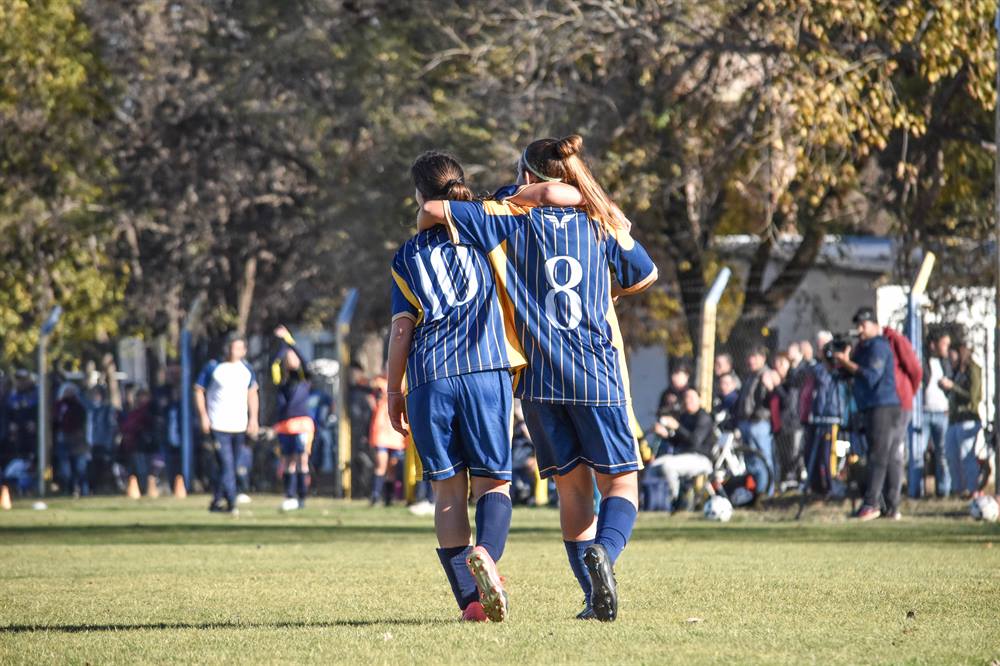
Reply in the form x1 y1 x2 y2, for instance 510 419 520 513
436 546 478 610
475 492 512 562
296 471 307 500
283 472 294 498
595 496 637 564
371 474 385 502
564 539 595 599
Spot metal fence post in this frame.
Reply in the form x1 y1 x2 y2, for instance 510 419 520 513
335 289 359 499
905 253 935 496
179 297 204 492
696 268 731 412
37 306 62 497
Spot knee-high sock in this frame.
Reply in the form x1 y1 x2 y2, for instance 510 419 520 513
564 539 595 599
283 472 294 498
371 474 385 502
436 546 479 610
475 492 512 562
595 496 637 564
296 471 307 500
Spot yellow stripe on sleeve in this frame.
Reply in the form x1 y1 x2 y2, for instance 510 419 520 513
391 268 424 326
441 201 461 245
487 240 527 371
482 200 530 216
618 267 659 295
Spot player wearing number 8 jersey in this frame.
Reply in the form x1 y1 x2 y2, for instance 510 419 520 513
386 152 528 623
417 134 657 622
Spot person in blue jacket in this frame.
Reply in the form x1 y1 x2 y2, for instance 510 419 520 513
831 307 901 520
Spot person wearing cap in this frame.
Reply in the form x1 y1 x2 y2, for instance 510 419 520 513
831 307 902 521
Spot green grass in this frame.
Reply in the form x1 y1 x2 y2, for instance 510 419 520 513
1 495 998 665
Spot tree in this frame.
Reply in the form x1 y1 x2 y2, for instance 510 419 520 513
405 1 996 355
0 0 124 362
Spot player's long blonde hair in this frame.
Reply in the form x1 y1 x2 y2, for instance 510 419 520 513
520 134 628 235
411 151 476 203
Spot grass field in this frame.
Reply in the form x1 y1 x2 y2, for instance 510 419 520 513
1 495 998 665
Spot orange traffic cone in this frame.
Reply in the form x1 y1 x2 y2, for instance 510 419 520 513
1 484 11 511
126 475 141 499
146 475 160 498
173 475 187 499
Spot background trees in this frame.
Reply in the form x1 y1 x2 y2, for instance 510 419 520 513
1 0 995 364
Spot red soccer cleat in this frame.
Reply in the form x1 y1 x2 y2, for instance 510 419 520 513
466 546 509 622
461 601 488 622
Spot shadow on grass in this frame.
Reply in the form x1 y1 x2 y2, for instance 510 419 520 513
1 520 997 546
0 523 558 545
0 618 451 634
634 522 1000 545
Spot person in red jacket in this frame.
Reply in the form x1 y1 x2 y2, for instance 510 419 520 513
882 327 923 516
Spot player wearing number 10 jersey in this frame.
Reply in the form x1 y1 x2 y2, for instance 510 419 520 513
417 134 657 623
386 152 528 623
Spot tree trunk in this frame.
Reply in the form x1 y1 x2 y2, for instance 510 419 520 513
236 254 257 336
727 222 827 353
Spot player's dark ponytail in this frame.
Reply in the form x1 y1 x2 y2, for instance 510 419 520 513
521 135 628 235
411 151 475 202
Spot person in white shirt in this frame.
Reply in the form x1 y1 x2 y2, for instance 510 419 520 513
917 332 951 498
194 333 259 513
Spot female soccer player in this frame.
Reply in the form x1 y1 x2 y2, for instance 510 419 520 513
416 135 658 622
386 151 526 622
271 326 314 512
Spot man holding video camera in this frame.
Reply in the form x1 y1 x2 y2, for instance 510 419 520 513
831 307 902 521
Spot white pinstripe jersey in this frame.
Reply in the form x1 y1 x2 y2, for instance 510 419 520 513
442 190 657 406
391 226 526 391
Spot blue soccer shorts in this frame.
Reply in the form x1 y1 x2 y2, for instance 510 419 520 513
405 369 513 481
278 432 313 456
521 401 642 479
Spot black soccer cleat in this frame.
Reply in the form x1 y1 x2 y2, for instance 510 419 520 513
583 544 618 622
576 602 596 620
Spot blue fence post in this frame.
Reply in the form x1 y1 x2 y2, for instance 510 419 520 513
180 328 193 490
179 296 204 492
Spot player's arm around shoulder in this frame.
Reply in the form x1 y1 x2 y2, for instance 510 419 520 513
416 201 447 232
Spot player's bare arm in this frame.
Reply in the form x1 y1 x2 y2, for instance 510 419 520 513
416 200 446 232
417 183 584 232
386 316 415 436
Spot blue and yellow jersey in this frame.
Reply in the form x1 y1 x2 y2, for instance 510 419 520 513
441 188 657 406
391 226 526 391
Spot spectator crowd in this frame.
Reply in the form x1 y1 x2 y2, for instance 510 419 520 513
0 307 991 522
641 306 990 519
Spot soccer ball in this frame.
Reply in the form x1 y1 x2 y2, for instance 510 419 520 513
704 496 733 522
969 495 999 522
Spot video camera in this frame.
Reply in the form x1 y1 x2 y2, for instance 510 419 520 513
822 334 852 363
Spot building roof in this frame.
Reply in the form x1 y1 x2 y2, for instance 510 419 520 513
715 234 894 274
